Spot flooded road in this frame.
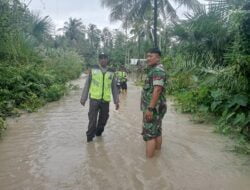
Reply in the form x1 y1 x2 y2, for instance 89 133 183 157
0 75 250 190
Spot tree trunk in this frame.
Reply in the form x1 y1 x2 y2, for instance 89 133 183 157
138 33 141 58
125 19 128 65
153 0 158 48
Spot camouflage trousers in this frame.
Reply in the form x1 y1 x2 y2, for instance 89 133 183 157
141 104 166 141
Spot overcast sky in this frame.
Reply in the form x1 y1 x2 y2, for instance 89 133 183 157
26 0 121 32
25 0 206 33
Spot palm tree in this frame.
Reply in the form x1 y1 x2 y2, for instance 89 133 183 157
87 24 101 50
101 0 202 48
130 15 156 57
28 13 53 43
101 27 113 51
60 18 85 41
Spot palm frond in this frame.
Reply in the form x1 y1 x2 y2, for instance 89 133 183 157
174 0 203 11
29 13 53 42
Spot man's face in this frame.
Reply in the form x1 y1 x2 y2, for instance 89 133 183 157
99 58 108 67
147 53 160 66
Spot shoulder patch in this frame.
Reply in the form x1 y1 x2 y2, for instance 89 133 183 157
155 64 165 72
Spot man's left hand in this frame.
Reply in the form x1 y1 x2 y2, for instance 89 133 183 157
145 110 153 122
115 103 119 110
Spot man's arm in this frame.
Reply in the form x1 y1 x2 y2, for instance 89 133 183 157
145 69 166 122
80 72 91 106
111 77 119 110
145 86 163 122
148 86 163 108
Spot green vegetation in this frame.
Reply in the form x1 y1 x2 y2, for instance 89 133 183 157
0 0 140 135
0 1 85 135
1 0 249 153
163 1 250 153
102 0 249 153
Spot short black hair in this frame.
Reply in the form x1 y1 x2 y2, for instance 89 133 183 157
147 48 161 56
99 53 108 59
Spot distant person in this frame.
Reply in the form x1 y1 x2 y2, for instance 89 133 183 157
80 53 119 142
118 69 128 93
121 69 127 92
115 70 121 93
141 48 167 158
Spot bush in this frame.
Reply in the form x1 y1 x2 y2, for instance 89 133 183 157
45 84 66 102
0 48 84 117
0 117 6 136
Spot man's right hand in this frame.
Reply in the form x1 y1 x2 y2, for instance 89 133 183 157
80 101 85 106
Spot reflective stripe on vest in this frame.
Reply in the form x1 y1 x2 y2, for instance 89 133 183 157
89 68 114 102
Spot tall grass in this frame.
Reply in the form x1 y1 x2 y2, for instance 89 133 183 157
0 0 85 135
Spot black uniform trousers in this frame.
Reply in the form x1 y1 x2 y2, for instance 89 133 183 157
86 99 109 139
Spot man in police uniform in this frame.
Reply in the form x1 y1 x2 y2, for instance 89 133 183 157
115 70 121 93
141 48 167 158
80 53 119 142
119 69 128 92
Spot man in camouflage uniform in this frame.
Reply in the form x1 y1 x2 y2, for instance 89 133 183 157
141 48 167 158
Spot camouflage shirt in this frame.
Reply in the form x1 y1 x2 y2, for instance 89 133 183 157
141 63 167 114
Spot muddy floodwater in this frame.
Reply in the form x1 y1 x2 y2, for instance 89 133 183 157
0 75 250 190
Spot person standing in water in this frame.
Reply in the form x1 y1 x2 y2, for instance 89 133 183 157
141 48 167 158
80 53 119 142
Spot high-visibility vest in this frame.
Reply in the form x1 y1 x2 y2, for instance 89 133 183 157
118 71 127 82
89 67 114 102
122 71 127 82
